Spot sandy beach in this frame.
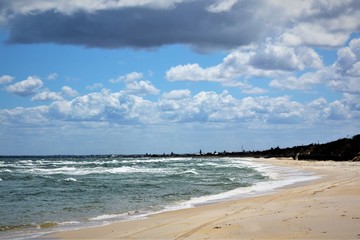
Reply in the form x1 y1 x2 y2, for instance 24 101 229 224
47 158 360 240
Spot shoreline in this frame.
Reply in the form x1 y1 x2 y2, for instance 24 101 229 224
45 158 360 239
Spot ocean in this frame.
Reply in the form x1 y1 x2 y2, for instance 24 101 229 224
0 156 317 239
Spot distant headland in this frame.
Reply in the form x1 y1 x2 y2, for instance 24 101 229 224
1 134 359 161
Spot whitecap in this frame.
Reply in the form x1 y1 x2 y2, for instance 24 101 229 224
64 178 77 182
19 160 33 164
32 166 77 175
181 169 199 175
90 213 129 221
105 166 137 174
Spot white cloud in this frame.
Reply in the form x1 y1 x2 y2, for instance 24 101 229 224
1 87 359 136
30 86 78 102
207 0 238 13
49 89 158 124
47 73 58 80
275 0 360 48
109 72 144 83
270 37 360 93
109 72 159 96
158 91 309 124
86 83 104 91
241 87 268 95
0 106 49 127
269 69 327 90
350 38 360 58
6 76 43 96
280 23 350 48
61 86 79 97
31 90 64 101
166 42 323 91
0 75 14 84
166 63 219 82
125 80 160 96
249 42 323 71
161 89 191 99
324 100 351 120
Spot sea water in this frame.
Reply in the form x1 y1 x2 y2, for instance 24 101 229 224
0 156 317 239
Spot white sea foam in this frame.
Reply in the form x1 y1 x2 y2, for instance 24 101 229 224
26 166 77 175
166 158 320 210
90 213 128 221
19 160 33 164
180 169 199 175
89 211 150 225
63 178 77 182
18 165 173 176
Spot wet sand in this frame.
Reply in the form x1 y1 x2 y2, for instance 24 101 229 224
47 158 360 239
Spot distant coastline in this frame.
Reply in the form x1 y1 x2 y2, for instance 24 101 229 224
1 134 359 161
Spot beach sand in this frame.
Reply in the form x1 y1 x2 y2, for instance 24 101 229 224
47 158 360 239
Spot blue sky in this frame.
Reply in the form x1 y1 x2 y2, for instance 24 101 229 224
0 0 359 155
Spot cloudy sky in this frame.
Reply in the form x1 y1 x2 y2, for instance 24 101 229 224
1 0 360 155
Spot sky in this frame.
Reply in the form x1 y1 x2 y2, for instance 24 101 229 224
0 0 360 155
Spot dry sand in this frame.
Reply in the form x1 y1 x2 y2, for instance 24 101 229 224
47 158 360 239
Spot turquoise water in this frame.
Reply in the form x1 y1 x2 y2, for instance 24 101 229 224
0 156 316 239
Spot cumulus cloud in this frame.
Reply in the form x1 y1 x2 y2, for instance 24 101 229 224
109 72 159 96
125 80 160 96
30 86 78 102
1 87 359 133
269 70 328 90
109 72 143 83
0 105 49 127
161 89 191 99
0 75 14 84
31 90 64 101
270 37 360 93
6 76 43 96
280 22 352 48
248 42 323 71
49 89 158 124
61 86 79 97
166 42 323 89
276 0 360 47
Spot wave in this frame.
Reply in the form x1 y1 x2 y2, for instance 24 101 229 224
178 161 319 208
179 169 199 175
89 213 129 221
15 165 173 176
122 157 190 164
63 178 77 182
88 211 150 225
